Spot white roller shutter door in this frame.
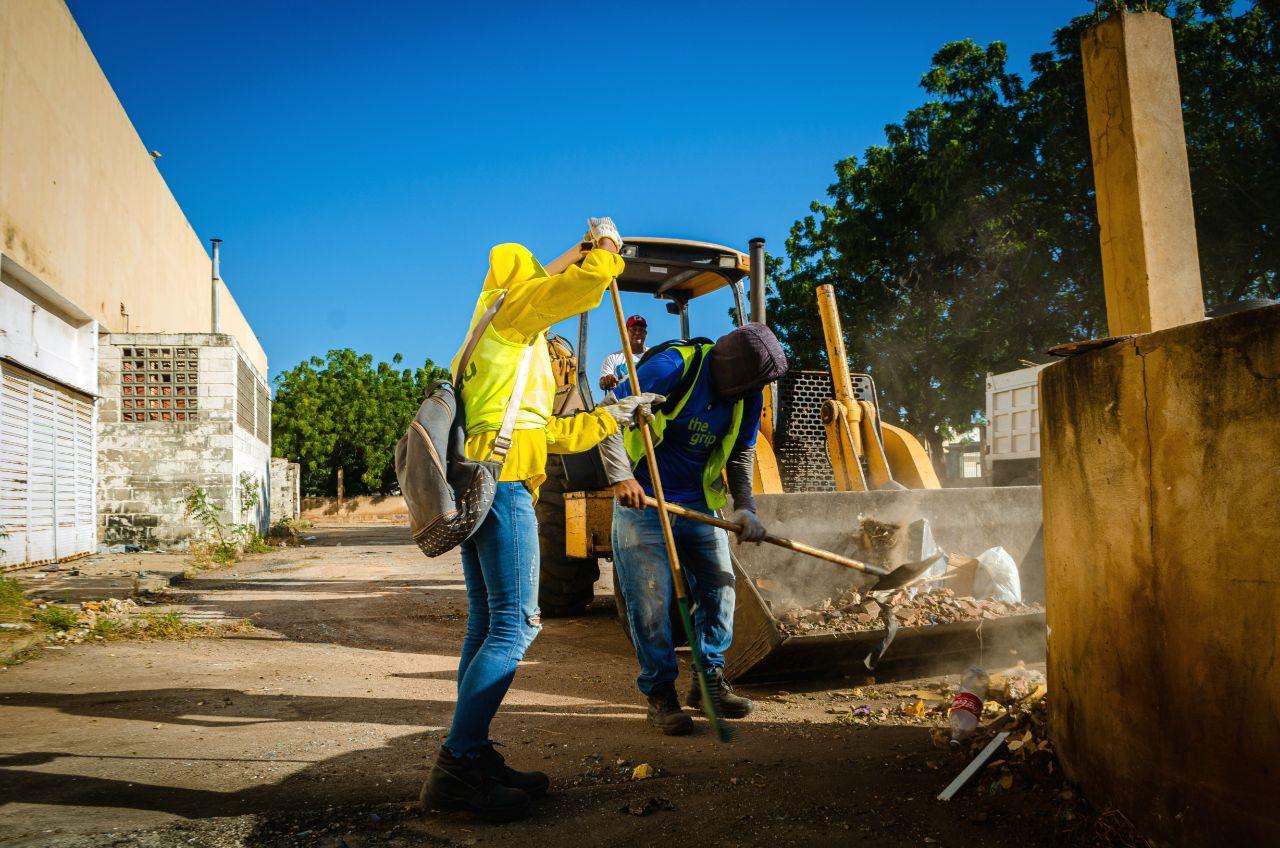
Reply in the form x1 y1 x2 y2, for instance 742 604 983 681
0 362 96 568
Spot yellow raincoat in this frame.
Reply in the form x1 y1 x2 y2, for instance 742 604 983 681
452 243 624 494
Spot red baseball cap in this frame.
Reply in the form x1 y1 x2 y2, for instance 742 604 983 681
626 315 647 329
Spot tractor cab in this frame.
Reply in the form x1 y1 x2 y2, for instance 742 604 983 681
552 237 754 413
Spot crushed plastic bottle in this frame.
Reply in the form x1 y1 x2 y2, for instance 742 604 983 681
948 667 990 744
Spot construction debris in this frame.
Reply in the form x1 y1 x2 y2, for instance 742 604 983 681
618 797 675 816
938 731 1010 801
630 763 657 781
775 587 1044 636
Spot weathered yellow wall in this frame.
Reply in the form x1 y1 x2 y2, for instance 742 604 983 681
1081 12 1205 336
1040 305 1280 846
300 496 409 523
0 0 266 376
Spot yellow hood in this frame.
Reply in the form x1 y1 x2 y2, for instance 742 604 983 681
484 243 548 292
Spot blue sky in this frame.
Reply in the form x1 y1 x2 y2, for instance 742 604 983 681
67 0 1088 385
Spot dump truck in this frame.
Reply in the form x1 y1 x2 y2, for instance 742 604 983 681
539 237 1046 681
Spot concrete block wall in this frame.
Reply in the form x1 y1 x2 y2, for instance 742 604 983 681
234 426 270 533
97 333 270 547
269 458 300 523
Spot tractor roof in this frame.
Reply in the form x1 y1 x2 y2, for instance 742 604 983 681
616 237 749 301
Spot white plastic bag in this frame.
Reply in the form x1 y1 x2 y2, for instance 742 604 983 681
909 518 947 598
973 546 1022 603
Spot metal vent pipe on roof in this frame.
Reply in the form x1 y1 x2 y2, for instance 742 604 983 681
749 237 767 325
210 238 222 334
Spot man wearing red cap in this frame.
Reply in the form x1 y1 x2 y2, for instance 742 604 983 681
599 315 648 390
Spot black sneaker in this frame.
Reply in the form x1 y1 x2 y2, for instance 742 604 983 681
476 743 549 799
646 684 694 736
687 667 753 719
419 746 531 822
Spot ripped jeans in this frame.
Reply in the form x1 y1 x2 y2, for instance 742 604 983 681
444 482 541 757
612 501 735 695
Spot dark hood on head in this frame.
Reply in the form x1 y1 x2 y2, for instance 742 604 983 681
709 323 789 400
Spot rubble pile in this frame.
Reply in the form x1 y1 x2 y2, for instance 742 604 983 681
855 517 902 565
775 587 1044 636
935 686 1057 798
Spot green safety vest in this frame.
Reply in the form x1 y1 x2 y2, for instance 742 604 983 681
623 343 743 510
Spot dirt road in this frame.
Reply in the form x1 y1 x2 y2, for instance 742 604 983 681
0 526 1070 847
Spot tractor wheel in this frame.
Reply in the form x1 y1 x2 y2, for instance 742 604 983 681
536 457 600 617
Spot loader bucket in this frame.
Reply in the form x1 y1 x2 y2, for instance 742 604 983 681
724 487 1046 683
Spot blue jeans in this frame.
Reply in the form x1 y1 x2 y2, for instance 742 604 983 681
444 482 541 757
612 502 736 695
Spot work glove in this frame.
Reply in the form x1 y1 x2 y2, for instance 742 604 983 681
729 508 767 544
600 392 664 428
584 217 623 251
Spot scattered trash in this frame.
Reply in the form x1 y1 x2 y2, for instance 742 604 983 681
631 763 656 781
949 668 990 743
98 543 144 554
987 662 1046 703
618 797 675 816
938 731 1009 800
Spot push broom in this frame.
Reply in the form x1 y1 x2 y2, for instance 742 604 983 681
605 278 734 743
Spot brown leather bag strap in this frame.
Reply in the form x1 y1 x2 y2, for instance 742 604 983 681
454 292 507 390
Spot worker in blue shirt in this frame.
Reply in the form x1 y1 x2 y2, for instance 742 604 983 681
604 323 788 735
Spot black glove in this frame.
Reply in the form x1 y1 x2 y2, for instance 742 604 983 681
729 508 767 544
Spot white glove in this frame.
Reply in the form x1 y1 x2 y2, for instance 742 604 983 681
729 508 767 544
585 217 623 251
601 392 664 428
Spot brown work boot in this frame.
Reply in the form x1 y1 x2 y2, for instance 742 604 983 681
646 684 694 736
688 667 754 719
475 743 549 799
419 746 531 822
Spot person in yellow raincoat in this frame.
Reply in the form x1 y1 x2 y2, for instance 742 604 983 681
421 218 657 822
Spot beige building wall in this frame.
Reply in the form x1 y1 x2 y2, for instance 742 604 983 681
0 0 266 377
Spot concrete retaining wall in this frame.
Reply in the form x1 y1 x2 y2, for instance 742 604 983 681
301 495 408 523
270 458 301 523
1040 304 1280 845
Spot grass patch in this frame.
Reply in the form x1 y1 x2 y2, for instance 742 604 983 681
0 576 24 615
89 617 125 639
31 605 78 632
243 534 272 555
134 611 202 639
87 612 253 642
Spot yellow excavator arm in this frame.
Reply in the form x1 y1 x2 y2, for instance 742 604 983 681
815 284 941 491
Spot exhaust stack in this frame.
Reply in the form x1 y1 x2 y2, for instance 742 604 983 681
210 238 222 334
749 237 767 325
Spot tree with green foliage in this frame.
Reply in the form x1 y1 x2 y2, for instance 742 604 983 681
271 349 449 496
769 0 1278 467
